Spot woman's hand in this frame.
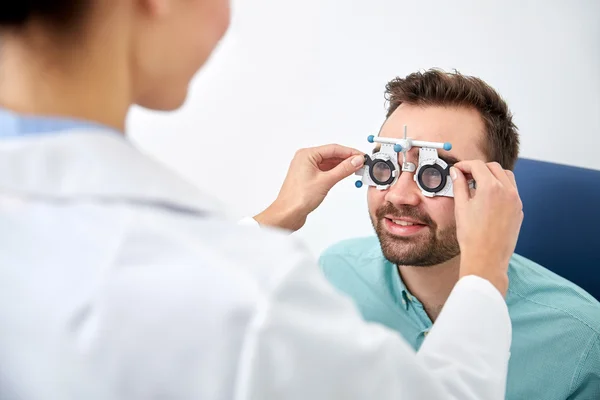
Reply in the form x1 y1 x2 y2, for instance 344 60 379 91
451 161 524 297
254 144 365 231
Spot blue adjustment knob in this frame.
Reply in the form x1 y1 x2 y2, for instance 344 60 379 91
443 142 452 151
355 180 363 188
367 135 375 143
394 144 403 152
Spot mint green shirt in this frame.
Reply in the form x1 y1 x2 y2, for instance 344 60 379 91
319 236 600 400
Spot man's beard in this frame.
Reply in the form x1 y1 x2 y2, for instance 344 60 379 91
371 203 460 267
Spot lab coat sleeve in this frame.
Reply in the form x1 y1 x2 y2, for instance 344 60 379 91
235 246 512 400
237 216 260 226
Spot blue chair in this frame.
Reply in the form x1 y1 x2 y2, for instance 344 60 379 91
513 158 600 300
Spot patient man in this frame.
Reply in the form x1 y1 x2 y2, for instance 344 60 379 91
319 69 600 400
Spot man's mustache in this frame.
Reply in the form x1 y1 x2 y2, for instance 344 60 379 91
375 203 435 227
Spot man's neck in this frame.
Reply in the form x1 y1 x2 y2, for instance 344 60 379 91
398 257 460 322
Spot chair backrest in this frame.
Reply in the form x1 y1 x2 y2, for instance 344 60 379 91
513 158 600 300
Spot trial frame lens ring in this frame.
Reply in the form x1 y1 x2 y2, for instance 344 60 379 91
369 159 396 186
417 163 448 192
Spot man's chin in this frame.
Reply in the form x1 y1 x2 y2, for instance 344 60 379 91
376 230 460 267
371 215 460 266
379 238 430 267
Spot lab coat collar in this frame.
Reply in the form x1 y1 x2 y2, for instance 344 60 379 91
0 128 225 216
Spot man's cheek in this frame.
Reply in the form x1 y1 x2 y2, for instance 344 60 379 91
366 190 379 214
432 201 456 228
367 187 387 202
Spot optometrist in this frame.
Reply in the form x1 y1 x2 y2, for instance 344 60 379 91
0 1 523 399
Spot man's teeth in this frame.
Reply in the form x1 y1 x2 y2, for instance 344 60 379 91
392 220 415 226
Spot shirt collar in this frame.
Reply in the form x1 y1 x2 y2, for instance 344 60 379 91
389 263 413 310
0 107 121 137
0 108 225 217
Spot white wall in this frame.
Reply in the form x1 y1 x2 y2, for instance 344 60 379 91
127 0 600 258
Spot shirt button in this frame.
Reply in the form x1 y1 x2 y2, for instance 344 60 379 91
423 330 430 337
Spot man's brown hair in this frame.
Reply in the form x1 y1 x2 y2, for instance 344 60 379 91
384 68 519 170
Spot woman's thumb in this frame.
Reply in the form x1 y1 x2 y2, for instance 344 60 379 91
451 166 469 205
323 155 365 187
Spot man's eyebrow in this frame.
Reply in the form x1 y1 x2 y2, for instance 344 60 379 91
438 153 460 166
372 146 380 154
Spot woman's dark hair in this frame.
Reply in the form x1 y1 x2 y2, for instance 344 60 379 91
0 0 90 29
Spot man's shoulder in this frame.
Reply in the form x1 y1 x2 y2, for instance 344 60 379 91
507 254 600 334
317 236 391 289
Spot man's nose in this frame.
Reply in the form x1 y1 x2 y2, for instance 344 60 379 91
384 171 421 207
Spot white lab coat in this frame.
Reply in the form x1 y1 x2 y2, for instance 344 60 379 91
0 128 511 400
